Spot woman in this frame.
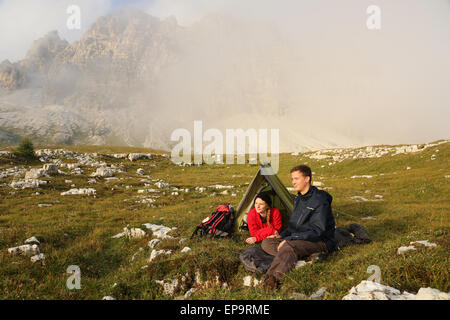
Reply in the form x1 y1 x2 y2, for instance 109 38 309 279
245 192 282 244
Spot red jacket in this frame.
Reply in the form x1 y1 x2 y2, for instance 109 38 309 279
247 207 282 242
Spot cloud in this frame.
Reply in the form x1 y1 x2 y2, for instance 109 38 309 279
0 0 113 62
143 0 450 145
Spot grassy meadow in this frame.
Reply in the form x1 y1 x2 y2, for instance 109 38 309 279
0 141 448 299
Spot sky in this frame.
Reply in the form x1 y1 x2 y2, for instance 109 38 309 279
0 0 449 146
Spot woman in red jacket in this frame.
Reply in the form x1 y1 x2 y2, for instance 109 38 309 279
245 192 282 244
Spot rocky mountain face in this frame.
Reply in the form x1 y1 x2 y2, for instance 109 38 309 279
0 9 359 152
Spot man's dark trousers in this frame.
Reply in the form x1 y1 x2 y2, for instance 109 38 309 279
261 238 328 281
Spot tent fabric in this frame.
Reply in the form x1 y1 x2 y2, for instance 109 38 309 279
234 163 295 233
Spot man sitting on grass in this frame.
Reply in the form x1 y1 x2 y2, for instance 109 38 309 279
261 165 338 289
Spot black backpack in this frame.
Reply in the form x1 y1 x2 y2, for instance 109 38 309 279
191 204 235 239
335 223 372 248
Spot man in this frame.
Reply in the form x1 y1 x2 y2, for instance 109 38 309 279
261 165 338 289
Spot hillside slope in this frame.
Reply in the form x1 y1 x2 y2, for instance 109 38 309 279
0 140 448 299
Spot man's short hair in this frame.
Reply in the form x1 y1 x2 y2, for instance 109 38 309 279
290 165 312 183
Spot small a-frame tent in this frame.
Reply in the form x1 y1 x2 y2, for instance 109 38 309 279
234 163 295 233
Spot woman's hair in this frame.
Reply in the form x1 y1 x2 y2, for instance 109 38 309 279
254 192 272 227
254 192 272 207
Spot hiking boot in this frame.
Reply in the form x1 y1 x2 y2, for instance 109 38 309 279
306 252 328 263
262 275 280 290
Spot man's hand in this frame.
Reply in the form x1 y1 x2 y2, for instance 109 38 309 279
245 237 257 244
277 240 286 251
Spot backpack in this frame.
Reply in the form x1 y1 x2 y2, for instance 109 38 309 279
191 204 235 239
335 223 372 249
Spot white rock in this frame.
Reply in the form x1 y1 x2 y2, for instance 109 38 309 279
8 244 40 257
155 182 169 189
30 253 45 263
25 168 46 180
184 288 197 299
66 163 80 170
350 196 369 202
351 175 373 179
295 260 308 268
142 223 176 239
25 236 40 244
181 247 191 253
210 184 234 189
128 153 153 161
397 246 416 255
43 164 59 175
148 238 161 249
10 179 47 189
410 240 437 247
243 275 260 287
111 232 126 239
61 188 96 196
343 281 401 300
154 276 185 296
124 227 146 239
310 287 327 299
102 296 115 300
136 168 145 175
415 288 450 300
149 249 172 262
38 203 52 207
91 166 113 178
343 280 449 300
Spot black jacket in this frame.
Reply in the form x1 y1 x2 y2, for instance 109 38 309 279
280 186 338 252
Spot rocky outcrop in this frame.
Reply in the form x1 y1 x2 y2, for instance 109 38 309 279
343 280 449 300
19 30 69 74
0 60 27 90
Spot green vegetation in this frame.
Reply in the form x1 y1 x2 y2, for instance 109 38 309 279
0 142 448 299
11 137 38 162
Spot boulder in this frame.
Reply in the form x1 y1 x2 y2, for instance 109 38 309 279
397 246 416 255
10 179 47 189
91 166 113 178
149 249 172 262
8 244 40 257
343 280 449 300
415 288 450 300
30 253 45 263
142 223 176 239
124 227 146 239
43 164 59 175
148 239 161 249
25 168 46 180
24 236 40 244
181 247 191 253
61 188 96 196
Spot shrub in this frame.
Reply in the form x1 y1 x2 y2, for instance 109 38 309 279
13 137 38 161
